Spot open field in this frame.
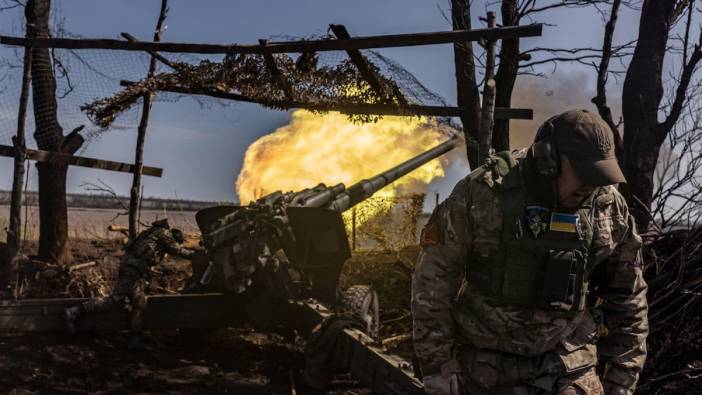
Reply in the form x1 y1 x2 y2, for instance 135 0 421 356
0 205 200 241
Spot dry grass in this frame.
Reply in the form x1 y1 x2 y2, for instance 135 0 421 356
0 205 200 242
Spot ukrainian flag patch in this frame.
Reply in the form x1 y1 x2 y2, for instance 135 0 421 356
549 212 579 233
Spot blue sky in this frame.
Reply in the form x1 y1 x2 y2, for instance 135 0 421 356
0 1 641 202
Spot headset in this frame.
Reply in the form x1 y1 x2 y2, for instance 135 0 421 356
532 116 560 179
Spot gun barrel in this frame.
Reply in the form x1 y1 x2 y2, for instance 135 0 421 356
328 135 460 212
295 183 346 208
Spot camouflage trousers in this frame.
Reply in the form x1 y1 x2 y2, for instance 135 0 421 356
79 260 147 331
455 345 603 395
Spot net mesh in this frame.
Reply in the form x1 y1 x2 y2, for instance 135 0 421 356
0 30 454 152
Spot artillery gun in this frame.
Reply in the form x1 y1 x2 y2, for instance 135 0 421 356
0 135 460 394
190 135 460 392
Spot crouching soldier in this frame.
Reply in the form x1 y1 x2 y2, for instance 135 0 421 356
65 219 195 348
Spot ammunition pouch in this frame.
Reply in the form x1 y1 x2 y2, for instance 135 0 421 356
542 249 587 311
467 247 587 313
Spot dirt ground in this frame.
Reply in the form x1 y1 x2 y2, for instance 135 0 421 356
0 239 382 395
1 234 701 394
0 328 308 394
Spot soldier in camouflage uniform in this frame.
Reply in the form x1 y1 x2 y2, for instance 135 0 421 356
65 219 195 341
412 109 648 395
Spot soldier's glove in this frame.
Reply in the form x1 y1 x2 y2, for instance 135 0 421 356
603 381 633 395
423 373 460 395
422 359 462 395
602 363 636 395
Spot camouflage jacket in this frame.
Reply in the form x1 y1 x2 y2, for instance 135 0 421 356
411 154 648 391
122 227 193 272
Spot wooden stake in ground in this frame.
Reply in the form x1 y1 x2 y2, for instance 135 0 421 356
4 46 32 295
129 0 169 239
479 12 497 163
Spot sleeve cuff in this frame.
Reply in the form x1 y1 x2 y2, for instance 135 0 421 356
602 363 638 391
422 359 461 378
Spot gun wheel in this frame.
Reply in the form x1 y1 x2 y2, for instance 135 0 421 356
339 285 380 340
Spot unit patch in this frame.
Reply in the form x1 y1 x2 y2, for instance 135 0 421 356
420 221 440 246
524 205 550 239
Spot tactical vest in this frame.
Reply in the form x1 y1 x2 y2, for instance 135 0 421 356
465 152 596 314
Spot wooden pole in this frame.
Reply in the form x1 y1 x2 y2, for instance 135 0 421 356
4 46 32 295
0 24 543 54
129 0 169 240
479 12 497 163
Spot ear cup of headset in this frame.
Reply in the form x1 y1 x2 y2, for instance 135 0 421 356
533 117 560 178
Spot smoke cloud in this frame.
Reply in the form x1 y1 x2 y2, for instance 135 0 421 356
508 70 622 149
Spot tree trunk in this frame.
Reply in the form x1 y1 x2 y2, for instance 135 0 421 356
621 0 676 231
493 0 520 152
451 0 482 169
27 0 83 264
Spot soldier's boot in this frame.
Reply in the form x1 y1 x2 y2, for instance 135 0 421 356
64 305 83 334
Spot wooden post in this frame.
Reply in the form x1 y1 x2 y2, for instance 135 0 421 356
129 0 169 240
435 192 440 208
479 12 497 163
4 46 32 295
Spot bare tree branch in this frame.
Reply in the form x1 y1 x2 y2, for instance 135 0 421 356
671 0 692 24
660 28 702 141
519 0 611 19
591 0 623 159
0 0 25 12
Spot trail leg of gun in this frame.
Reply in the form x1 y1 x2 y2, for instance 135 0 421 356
275 300 424 395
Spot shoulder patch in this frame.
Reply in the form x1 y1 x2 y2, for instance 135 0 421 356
420 220 440 246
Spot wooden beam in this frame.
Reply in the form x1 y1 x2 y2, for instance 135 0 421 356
494 107 532 121
121 32 183 73
0 24 542 54
259 39 295 100
0 144 163 177
119 80 532 120
0 294 241 332
329 24 406 106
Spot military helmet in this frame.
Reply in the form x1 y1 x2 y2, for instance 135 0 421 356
151 218 170 229
171 228 185 244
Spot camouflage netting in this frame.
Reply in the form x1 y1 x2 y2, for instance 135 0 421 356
78 36 451 129
0 29 452 150
83 52 401 127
